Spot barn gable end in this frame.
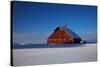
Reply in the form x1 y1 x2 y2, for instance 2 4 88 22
47 26 81 45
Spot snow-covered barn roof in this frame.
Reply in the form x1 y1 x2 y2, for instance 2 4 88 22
58 26 81 39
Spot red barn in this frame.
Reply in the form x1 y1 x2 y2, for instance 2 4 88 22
47 26 82 45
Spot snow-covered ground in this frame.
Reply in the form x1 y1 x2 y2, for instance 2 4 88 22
13 44 97 66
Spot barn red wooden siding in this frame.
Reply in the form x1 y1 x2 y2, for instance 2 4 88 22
47 26 81 45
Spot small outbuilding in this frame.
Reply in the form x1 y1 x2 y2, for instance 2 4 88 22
47 25 82 45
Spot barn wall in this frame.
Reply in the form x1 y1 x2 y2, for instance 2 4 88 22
47 29 74 45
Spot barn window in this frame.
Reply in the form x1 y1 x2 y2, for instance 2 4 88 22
63 39 66 40
69 38 72 40
58 39 61 40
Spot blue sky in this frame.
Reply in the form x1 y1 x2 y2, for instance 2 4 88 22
12 1 97 44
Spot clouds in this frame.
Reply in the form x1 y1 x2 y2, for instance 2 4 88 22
79 33 97 43
13 33 50 44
